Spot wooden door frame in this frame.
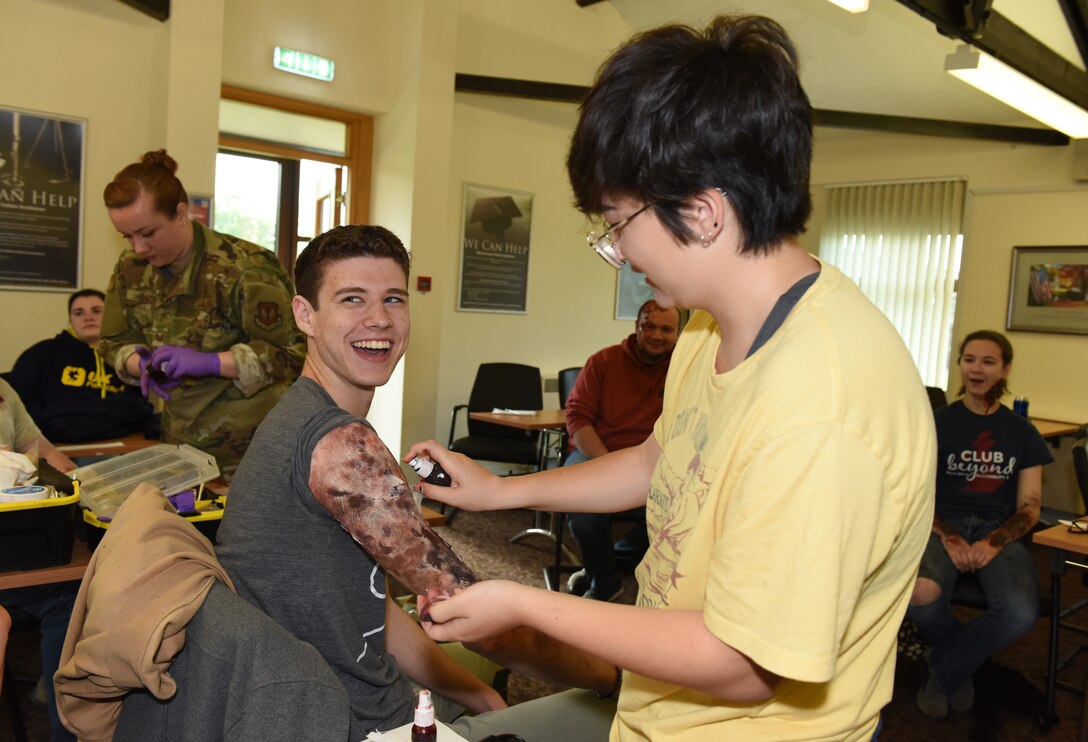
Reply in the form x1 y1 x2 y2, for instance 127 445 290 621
218 85 374 273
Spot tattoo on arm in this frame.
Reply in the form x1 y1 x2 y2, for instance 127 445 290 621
988 500 1040 549
933 516 961 540
309 423 477 597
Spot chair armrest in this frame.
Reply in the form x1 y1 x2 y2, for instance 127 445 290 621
448 404 468 447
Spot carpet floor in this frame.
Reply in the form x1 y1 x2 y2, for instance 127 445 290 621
4 504 1088 741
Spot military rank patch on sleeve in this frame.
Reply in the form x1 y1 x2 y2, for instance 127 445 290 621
255 301 284 331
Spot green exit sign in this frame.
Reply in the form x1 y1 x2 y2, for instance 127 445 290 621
273 46 335 82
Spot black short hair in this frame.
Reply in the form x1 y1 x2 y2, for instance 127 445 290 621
68 288 105 314
567 15 813 254
294 225 411 308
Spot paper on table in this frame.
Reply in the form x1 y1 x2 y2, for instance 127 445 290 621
490 408 535 416
56 441 124 452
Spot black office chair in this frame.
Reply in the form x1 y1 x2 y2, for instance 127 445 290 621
546 368 583 590
443 363 543 523
448 363 543 468
1073 425 1088 506
1038 424 1088 528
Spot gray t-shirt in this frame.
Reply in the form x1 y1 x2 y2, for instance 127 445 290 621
115 582 353 741
217 378 415 734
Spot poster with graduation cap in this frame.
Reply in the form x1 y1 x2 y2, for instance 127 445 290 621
0 106 85 290
458 183 533 313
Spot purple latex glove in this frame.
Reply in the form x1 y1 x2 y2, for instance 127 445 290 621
149 345 222 381
135 346 182 400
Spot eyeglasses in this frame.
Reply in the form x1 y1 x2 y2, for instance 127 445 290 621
586 202 656 270
585 189 729 269
1069 520 1088 534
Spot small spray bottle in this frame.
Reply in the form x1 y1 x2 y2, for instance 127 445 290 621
411 688 437 741
409 457 452 487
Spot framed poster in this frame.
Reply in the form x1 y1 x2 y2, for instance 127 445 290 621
458 183 533 313
0 106 86 290
1006 245 1088 335
188 194 213 227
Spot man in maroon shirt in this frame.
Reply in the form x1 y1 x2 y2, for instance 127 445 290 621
565 299 680 600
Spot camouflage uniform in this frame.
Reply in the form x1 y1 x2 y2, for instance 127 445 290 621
99 221 305 479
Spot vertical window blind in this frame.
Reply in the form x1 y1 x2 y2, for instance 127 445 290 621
819 178 966 390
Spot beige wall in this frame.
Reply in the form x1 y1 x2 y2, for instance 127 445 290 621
811 130 1088 424
0 0 207 371
2 1 1084 499
418 1 634 450
812 130 1088 511
0 0 222 358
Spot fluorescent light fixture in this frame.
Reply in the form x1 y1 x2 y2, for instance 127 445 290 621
945 44 1088 138
825 0 869 12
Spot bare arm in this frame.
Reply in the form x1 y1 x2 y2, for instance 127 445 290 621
932 515 973 572
423 581 779 702
406 434 659 515
19 436 75 473
310 423 476 597
571 426 609 460
462 625 619 695
967 465 1043 570
384 597 505 714
217 350 239 379
987 465 1042 547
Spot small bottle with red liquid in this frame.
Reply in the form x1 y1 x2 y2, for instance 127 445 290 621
409 457 452 487
411 688 437 741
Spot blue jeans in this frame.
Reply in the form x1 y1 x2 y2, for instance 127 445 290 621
0 582 80 742
906 516 1040 696
563 450 646 593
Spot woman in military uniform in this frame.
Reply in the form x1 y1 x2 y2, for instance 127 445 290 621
98 150 305 479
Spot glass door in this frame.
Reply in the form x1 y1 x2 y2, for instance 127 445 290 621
214 151 348 269
213 152 282 251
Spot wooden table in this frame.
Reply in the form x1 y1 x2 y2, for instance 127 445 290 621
0 539 93 590
1034 419 1081 442
1033 523 1088 734
468 409 568 431
56 432 160 457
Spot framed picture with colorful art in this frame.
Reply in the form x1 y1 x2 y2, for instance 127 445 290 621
1006 245 1088 335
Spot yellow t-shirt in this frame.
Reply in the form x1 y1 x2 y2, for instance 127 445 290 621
613 264 936 741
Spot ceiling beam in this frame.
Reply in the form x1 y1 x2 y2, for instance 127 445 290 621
814 109 1067 145
454 73 1068 145
1057 0 1088 67
893 0 1088 110
455 73 586 103
117 0 169 21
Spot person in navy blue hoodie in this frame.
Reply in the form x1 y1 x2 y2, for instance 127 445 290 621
7 289 153 443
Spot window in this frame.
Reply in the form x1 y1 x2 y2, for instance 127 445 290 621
819 178 966 390
217 85 373 275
